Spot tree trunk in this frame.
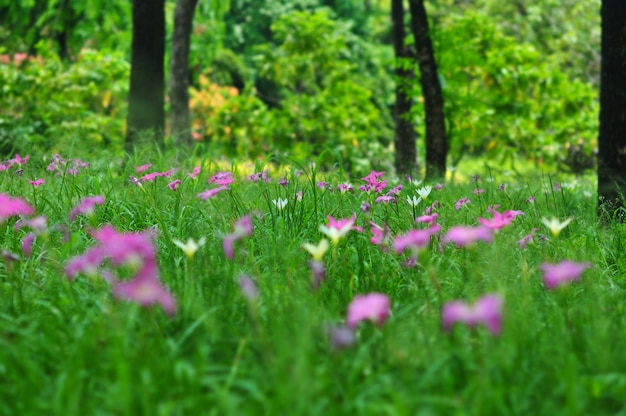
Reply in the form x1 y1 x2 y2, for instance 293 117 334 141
169 0 199 146
597 0 626 219
126 0 166 151
392 0 417 177
408 0 447 180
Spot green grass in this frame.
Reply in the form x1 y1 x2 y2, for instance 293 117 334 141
0 149 625 415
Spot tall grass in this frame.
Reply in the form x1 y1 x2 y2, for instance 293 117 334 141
0 149 624 415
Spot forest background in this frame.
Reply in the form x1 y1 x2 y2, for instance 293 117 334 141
0 0 600 177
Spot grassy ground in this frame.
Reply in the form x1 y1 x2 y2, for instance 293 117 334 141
1 149 625 415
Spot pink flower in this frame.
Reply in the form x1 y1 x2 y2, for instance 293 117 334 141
319 214 358 244
135 164 152 173
14 216 47 233
517 228 539 249
539 261 592 289
113 262 176 315
442 294 503 335
388 185 403 196
22 233 36 257
238 275 259 301
473 188 485 195
477 207 524 230
336 183 354 193
68 196 105 221
209 171 235 186
223 214 254 259
29 178 45 187
166 179 181 191
361 170 385 185
393 229 435 254
375 195 396 204
346 293 391 329
370 221 391 248
316 181 329 189
309 259 326 289
326 325 356 350
247 171 269 182
415 213 438 225
0 194 34 221
455 197 471 210
65 224 176 315
442 226 493 247
90 225 156 266
196 185 229 201
187 166 201 179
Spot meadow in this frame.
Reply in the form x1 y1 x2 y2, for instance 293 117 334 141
1 148 625 415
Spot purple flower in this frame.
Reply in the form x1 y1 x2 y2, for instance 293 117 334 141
29 178 45 187
442 226 493 247
68 195 105 221
346 293 391 329
278 177 289 187
539 261 592 289
442 294 503 335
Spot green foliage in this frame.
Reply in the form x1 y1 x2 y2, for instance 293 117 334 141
239 10 393 171
0 48 129 155
404 7 599 170
0 0 132 56
1 150 625 414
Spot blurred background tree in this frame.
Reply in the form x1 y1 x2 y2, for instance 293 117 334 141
0 0 601 177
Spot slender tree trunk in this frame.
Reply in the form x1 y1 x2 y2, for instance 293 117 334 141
169 0 199 146
408 0 447 180
597 0 626 219
392 0 417 177
126 0 166 151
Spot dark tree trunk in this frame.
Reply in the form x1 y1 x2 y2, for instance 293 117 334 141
126 0 166 151
169 0 199 146
408 0 447 180
597 0 626 219
391 0 417 177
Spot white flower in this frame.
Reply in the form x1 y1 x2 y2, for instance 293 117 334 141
416 186 432 200
541 217 573 238
273 198 288 210
302 239 330 261
173 237 206 258
406 195 422 207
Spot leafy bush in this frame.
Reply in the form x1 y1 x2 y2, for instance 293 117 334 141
0 48 129 156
